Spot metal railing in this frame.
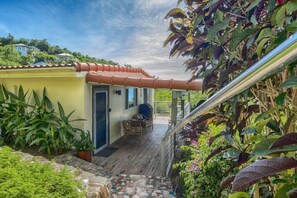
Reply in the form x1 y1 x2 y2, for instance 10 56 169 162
177 102 190 122
160 33 297 176
154 101 171 116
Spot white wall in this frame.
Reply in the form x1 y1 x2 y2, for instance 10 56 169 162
84 84 154 144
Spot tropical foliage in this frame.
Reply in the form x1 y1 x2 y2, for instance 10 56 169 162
0 85 83 155
0 33 118 65
74 130 95 151
175 124 234 197
166 0 297 196
0 147 85 197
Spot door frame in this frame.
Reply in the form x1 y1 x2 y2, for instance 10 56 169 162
92 86 110 154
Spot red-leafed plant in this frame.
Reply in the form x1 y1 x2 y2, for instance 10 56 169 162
166 0 297 197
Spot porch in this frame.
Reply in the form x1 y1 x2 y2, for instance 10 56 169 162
92 116 170 177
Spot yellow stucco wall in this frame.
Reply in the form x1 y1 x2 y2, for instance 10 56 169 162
0 69 86 129
0 69 155 145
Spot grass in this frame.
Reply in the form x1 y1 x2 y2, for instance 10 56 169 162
0 147 86 198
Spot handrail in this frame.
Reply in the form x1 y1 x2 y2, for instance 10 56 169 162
163 32 297 141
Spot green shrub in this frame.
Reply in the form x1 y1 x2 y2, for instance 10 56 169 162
0 85 82 155
0 147 85 198
175 124 234 198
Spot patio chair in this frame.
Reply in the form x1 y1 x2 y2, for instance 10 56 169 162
122 120 143 140
137 103 154 131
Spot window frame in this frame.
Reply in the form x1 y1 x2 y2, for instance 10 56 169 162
125 88 138 109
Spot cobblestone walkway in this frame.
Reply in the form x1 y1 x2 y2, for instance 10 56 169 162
110 174 175 198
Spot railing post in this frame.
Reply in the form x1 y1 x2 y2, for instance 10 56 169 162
160 140 166 176
171 91 177 126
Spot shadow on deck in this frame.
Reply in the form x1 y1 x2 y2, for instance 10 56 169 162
93 116 170 176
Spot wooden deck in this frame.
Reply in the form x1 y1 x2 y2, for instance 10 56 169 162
93 116 170 176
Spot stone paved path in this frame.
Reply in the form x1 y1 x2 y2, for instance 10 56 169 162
109 174 176 198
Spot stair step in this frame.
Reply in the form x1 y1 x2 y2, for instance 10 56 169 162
109 174 175 197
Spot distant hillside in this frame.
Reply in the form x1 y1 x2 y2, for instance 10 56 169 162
0 33 118 66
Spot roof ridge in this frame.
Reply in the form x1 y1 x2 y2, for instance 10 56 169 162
75 63 153 78
0 62 153 78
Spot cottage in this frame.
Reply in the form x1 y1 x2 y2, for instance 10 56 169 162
56 53 77 63
0 63 200 154
13 43 40 55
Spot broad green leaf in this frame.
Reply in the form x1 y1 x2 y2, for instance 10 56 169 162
245 135 264 146
255 108 279 121
207 19 230 41
0 85 6 102
276 5 286 29
229 28 257 51
44 96 53 110
241 128 257 135
43 87 47 97
256 28 274 42
214 9 224 22
253 137 297 157
250 14 258 25
247 0 262 12
256 38 270 56
229 192 250 198
204 0 218 9
165 8 186 19
58 102 66 119
252 138 277 156
193 15 203 29
32 91 40 106
18 85 24 99
287 21 297 32
275 92 286 106
275 183 297 198
279 76 297 88
286 1 297 13
272 178 287 184
268 0 276 12
255 118 271 133
223 148 241 159
266 120 281 133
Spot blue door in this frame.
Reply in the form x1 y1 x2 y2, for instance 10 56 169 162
93 88 108 153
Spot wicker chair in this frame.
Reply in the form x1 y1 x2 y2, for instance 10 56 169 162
132 114 153 132
137 103 154 131
122 120 143 140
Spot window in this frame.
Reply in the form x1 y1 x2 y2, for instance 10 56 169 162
125 88 138 109
143 88 149 104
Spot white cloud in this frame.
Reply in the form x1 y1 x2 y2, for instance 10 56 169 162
109 0 191 80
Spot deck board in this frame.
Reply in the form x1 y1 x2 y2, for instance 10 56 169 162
93 116 169 176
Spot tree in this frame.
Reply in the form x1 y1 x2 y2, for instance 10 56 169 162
166 0 297 196
0 33 14 45
0 45 21 66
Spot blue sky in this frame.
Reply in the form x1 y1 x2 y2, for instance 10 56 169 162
0 0 190 80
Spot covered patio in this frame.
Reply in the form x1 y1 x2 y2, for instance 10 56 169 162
92 116 170 176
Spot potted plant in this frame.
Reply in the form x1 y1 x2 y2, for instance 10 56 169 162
74 130 94 162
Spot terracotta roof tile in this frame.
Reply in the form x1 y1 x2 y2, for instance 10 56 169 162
0 63 75 70
75 63 153 78
0 62 202 91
